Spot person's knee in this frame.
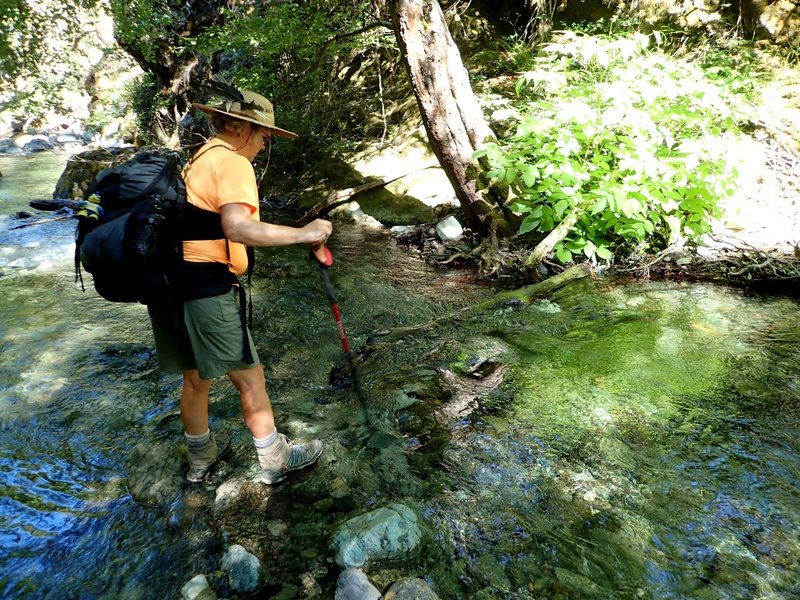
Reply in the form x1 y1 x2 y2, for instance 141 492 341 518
183 370 211 396
229 365 266 396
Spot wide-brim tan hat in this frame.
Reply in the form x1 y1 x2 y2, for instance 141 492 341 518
194 90 298 139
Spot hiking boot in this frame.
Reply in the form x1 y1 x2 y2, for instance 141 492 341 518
186 431 229 483
257 434 323 485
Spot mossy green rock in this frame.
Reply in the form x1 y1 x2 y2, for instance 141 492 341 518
354 188 434 226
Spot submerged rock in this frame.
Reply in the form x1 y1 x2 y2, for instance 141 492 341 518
220 544 265 593
383 577 441 599
212 475 253 515
331 503 422 568
334 568 381 600
468 553 513 590
180 574 217 600
126 441 185 507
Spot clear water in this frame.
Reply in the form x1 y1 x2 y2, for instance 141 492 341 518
408 280 800 599
0 153 798 599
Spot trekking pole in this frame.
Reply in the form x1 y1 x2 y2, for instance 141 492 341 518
310 243 367 406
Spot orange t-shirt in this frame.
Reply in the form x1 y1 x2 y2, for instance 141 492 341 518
181 140 260 275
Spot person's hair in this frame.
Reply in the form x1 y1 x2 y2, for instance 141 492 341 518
209 114 252 135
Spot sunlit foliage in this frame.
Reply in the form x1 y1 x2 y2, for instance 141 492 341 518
475 30 762 263
0 0 102 126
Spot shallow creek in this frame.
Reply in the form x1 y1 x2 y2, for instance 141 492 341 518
0 153 798 599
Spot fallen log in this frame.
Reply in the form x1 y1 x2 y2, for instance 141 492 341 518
476 262 592 309
367 263 592 345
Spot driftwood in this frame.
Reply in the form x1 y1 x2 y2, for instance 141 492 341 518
367 263 592 346
300 163 437 222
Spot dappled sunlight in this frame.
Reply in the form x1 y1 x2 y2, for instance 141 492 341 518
1 167 799 597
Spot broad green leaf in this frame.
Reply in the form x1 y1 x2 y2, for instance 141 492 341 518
519 214 541 235
595 245 613 259
591 198 608 215
566 239 585 251
522 165 539 187
556 247 573 264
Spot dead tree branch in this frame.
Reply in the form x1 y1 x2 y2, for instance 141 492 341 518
300 163 438 222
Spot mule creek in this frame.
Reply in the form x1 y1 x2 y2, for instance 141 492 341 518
0 152 798 599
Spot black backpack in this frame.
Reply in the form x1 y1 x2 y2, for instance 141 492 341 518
75 150 187 304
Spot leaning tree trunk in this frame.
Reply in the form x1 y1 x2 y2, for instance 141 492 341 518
387 0 518 240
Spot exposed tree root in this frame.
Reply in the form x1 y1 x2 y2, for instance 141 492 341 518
617 236 800 288
399 220 800 293
428 232 508 277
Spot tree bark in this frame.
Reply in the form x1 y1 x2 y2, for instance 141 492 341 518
386 0 518 239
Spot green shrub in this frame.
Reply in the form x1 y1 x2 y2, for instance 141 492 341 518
475 31 757 263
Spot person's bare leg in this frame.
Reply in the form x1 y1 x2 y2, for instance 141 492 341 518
227 365 321 484
227 365 275 438
181 369 213 435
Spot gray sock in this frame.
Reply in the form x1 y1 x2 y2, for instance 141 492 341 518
186 430 212 451
253 428 278 450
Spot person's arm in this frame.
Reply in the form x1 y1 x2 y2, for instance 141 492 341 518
220 203 332 248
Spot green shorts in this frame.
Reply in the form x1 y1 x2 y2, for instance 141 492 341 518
147 288 260 379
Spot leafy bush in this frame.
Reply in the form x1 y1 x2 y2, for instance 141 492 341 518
475 31 757 264
109 0 186 65
192 1 378 156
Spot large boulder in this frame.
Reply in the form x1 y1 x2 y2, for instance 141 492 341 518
53 147 136 199
354 189 435 227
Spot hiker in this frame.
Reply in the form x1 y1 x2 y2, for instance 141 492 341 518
147 88 332 485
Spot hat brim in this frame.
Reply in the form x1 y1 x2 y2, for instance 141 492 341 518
193 103 298 139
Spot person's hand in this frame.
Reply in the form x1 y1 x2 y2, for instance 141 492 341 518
303 219 333 245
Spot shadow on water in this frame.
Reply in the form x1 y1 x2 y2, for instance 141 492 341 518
1 154 800 599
